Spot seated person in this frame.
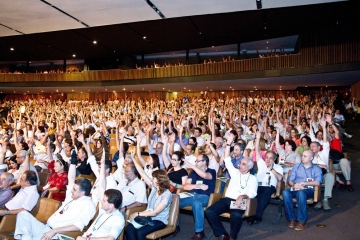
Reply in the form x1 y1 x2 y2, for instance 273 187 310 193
248 132 283 225
178 154 216 239
7 156 20 182
77 135 117 204
129 150 172 240
15 150 40 186
0 172 15 208
77 151 124 240
116 163 147 215
14 150 96 239
206 134 257 240
0 170 39 220
281 150 322 231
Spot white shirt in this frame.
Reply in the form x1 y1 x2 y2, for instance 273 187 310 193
208 155 219 174
117 177 148 207
312 141 330 168
224 156 258 200
185 154 196 166
83 206 124 239
17 163 40 186
256 158 283 188
91 174 118 204
47 183 96 231
5 185 39 211
113 157 125 183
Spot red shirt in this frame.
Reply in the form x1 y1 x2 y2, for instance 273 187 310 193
330 137 342 152
47 172 68 191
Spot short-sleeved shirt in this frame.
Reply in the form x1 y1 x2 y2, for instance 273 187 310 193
146 187 172 225
5 185 39 211
166 166 188 185
0 186 12 207
188 168 216 196
82 206 124 239
289 163 323 184
117 177 148 208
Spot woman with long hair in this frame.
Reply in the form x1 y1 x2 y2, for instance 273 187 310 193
136 135 160 179
7 156 20 182
128 150 172 240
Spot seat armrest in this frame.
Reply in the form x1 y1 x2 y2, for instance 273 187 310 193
313 185 321 203
0 214 17 232
207 193 222 208
125 205 147 219
243 198 257 217
275 180 285 197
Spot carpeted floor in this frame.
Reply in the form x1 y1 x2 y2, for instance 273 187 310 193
171 119 360 240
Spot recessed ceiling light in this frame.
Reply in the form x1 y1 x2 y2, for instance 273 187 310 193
10 48 14 51
72 54 76 57
56 90 58 92
305 86 307 87
163 88 165 89
212 46 214 48
143 36 147 39
188 90 190 91
266 47 268 49
266 41 269 44
123 88 126 90
230 87 232 88
72 90 74 92
81 92 82 93
93 41 97 44
105 89 107 91
41 91 43 92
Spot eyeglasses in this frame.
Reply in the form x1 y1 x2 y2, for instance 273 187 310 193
171 158 180 161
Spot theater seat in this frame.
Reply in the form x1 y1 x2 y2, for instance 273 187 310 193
146 194 180 239
0 198 61 239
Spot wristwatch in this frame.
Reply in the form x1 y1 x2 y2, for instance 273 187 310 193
227 144 231 146
124 206 127 212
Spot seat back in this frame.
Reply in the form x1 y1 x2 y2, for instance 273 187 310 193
31 198 61 223
38 171 51 187
167 194 180 227
145 194 180 239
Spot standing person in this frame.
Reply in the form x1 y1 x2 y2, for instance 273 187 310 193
128 156 172 240
281 150 322 230
206 135 257 240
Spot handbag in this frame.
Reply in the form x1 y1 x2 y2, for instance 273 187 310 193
134 216 155 227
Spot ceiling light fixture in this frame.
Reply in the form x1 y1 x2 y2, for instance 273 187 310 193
93 41 97 44
143 36 147 39
72 54 76 57
10 48 14 51
256 0 262 9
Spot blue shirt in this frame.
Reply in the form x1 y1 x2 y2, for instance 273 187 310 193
221 155 244 179
189 168 216 196
289 163 323 185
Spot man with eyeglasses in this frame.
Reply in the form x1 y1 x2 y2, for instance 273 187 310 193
14 150 96 240
0 172 14 208
206 135 257 240
116 163 147 216
178 154 216 240
15 150 40 186
0 169 39 221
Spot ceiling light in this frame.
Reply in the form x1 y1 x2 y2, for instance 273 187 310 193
255 89 257 90
105 89 107 91
184 87 186 89
221 92 224 94
230 87 232 88
188 90 190 91
163 88 165 89
256 0 262 9
143 36 147 39
72 90 74 92
93 41 97 44
123 88 126 90
173 92 178 94
10 48 14 51
81 92 82 93
212 46 214 48
56 90 58 92
72 54 76 57
266 41 269 43
41 91 43 92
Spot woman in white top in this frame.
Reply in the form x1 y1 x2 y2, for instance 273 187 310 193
8 157 20 182
136 136 160 179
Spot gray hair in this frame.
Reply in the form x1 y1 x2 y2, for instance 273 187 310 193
1 172 14 183
243 157 254 169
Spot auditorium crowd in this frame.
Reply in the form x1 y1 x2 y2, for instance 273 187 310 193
0 89 356 239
